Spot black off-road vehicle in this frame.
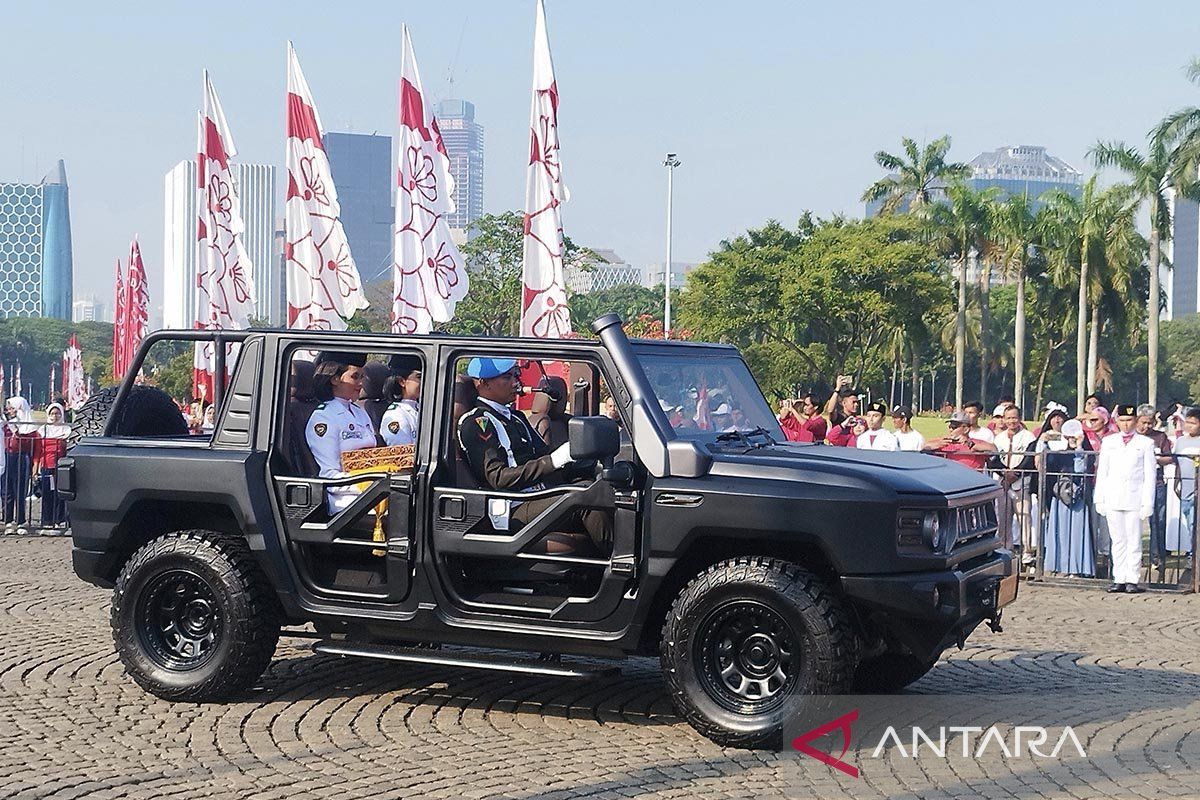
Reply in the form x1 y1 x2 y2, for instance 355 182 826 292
61 314 1015 748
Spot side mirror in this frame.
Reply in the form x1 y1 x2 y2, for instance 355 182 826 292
568 416 621 464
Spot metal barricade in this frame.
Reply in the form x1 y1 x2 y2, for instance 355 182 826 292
925 441 1197 592
1 422 71 534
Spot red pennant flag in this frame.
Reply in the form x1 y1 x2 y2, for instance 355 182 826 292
126 238 150 373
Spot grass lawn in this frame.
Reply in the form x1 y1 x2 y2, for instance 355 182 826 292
907 415 1037 440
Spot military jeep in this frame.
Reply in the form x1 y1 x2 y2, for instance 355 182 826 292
60 314 1015 748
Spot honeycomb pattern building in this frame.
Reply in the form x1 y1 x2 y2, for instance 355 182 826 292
0 160 73 319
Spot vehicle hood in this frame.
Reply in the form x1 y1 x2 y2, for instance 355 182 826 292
703 441 997 499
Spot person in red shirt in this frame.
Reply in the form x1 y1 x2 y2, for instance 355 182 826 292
826 390 861 447
4 397 40 531
777 399 814 443
777 393 827 444
923 411 991 470
36 403 71 528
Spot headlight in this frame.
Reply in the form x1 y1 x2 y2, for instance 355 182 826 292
922 511 941 550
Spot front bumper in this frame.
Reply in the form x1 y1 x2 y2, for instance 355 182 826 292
841 551 1017 661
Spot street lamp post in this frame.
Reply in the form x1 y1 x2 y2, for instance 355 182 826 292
663 153 681 338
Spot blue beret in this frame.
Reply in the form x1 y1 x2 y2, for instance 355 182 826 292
466 357 517 379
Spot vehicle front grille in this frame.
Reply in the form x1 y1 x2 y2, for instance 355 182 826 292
952 501 998 550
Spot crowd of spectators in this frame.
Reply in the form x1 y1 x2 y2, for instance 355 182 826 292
1 395 72 534
773 383 1199 591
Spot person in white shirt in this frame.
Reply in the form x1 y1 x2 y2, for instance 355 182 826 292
305 357 377 514
380 357 422 447
962 400 998 450
1095 402 1157 593
856 400 899 451
890 405 925 452
994 404 1037 559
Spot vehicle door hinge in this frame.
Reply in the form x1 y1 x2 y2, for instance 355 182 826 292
611 555 637 578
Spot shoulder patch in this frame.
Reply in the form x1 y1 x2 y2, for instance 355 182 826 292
314 422 328 437
388 421 400 435
475 416 490 432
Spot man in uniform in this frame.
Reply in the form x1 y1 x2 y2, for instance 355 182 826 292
457 357 612 554
855 399 899 451
1095 403 1156 593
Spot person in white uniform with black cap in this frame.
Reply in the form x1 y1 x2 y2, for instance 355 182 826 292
380 355 422 447
305 355 377 514
1095 402 1156 593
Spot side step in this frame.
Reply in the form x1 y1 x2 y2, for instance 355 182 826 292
313 640 621 679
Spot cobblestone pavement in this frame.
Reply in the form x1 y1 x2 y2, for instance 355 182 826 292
1 536 1198 799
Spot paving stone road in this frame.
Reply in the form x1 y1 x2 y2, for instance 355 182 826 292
1 536 1198 799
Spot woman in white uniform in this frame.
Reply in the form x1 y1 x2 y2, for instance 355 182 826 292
305 357 376 514
380 356 422 447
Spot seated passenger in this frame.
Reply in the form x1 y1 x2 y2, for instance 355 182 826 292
380 355 422 447
456 357 612 553
305 357 376 513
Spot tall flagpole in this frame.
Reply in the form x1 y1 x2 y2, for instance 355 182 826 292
663 153 680 339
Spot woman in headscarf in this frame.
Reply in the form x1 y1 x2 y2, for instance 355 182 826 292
4 397 40 530
1038 417 1095 577
36 403 71 528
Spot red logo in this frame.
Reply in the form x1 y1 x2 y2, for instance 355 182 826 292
791 709 859 778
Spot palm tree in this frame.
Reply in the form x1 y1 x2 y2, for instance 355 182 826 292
1158 58 1200 192
935 183 994 409
991 192 1038 411
1090 133 1192 406
862 136 970 216
1040 178 1107 413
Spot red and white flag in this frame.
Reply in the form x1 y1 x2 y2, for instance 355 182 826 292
64 334 87 410
125 238 149 369
15 362 23 398
194 72 256 399
391 25 469 334
520 0 571 339
284 42 368 332
112 258 126 380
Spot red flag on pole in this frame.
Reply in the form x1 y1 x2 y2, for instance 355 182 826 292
126 238 150 373
284 42 368 332
113 258 126 380
391 26 469 334
520 0 571 339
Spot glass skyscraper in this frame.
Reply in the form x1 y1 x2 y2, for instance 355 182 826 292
324 132 394 284
436 99 485 235
0 160 73 319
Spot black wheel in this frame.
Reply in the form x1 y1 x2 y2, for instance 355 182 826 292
69 385 188 448
660 557 859 749
853 652 937 693
111 530 280 700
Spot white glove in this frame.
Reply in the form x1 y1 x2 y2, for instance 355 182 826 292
550 442 574 469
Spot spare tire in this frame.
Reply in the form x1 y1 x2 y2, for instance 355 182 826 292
69 385 189 447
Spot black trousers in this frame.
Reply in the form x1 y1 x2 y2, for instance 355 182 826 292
510 481 614 550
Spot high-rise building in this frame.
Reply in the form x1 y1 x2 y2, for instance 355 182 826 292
436 99 484 236
163 160 278 328
324 132 394 285
1164 190 1199 320
0 160 73 319
865 144 1081 217
72 295 105 323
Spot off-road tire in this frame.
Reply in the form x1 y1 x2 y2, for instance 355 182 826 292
660 557 859 749
853 652 937 693
111 530 280 701
69 385 188 447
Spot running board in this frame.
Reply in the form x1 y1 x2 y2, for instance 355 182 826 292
313 640 620 679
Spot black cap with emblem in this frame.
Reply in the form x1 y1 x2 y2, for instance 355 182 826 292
867 399 888 415
1115 403 1137 417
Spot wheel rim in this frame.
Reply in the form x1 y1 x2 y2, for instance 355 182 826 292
695 600 801 715
135 568 223 671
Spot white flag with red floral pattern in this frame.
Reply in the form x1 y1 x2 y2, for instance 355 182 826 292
391 25 469 334
284 42 368 332
194 73 256 399
112 258 126 380
520 0 571 339
64 334 87 411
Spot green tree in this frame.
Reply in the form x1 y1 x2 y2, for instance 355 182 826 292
991 192 1039 410
449 211 590 336
569 284 663 334
861 135 970 216
1091 133 1196 405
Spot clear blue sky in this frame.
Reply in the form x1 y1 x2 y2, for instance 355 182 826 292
3 0 1200 314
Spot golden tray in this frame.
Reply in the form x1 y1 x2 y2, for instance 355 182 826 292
340 444 415 473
